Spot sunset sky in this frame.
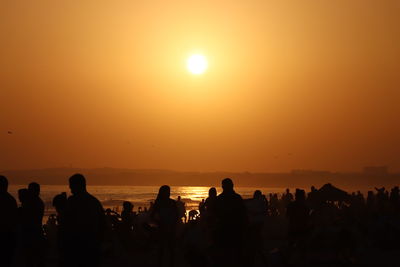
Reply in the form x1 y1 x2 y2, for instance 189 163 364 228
1 1 399 172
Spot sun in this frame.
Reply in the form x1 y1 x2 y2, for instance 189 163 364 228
187 54 208 75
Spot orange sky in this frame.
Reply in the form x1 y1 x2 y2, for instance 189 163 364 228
1 1 399 172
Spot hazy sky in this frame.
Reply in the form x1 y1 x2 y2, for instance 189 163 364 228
1 1 399 172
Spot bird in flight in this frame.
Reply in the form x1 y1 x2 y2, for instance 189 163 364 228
7 131 13 134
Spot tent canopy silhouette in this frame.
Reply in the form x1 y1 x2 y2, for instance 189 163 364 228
318 183 349 201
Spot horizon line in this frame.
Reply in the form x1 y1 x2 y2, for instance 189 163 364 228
1 166 397 175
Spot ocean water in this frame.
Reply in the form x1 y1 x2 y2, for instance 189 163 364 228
9 185 289 213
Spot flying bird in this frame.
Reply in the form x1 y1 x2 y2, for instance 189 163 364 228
7 131 13 134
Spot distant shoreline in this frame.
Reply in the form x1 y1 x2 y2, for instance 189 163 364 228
1 167 399 189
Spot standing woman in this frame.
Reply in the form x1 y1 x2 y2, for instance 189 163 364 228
151 185 179 267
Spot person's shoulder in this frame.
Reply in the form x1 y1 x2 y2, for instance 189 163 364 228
167 199 178 209
87 193 102 205
234 192 243 200
66 195 78 207
86 192 97 199
6 191 17 201
67 194 76 202
3 192 17 205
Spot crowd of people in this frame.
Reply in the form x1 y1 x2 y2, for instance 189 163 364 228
1 174 400 267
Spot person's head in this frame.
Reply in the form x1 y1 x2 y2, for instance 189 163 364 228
253 190 262 199
123 201 133 211
52 192 67 213
286 188 290 194
222 178 234 192
105 208 112 215
177 196 181 201
311 186 316 192
18 188 29 204
69 173 87 195
295 189 306 201
157 185 170 200
28 182 40 197
0 175 8 193
209 187 217 198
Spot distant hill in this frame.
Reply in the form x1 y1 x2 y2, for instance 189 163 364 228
1 167 399 189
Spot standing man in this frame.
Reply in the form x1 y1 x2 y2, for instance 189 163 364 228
286 189 310 247
64 174 106 267
215 178 247 267
0 176 18 267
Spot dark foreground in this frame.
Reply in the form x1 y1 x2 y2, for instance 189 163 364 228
1 174 400 267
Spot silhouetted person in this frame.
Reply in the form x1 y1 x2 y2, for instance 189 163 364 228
0 176 18 267
286 189 310 247
64 174 106 267
204 188 217 223
246 190 267 267
53 192 68 267
119 201 135 248
205 187 217 212
121 201 135 230
151 185 179 267
105 208 120 230
188 209 198 221
247 190 266 229
366 190 375 212
283 188 293 206
27 182 45 236
215 178 247 267
307 185 319 210
269 193 279 216
18 182 45 267
199 199 206 216
53 192 68 220
177 196 187 223
202 187 218 245
18 188 31 266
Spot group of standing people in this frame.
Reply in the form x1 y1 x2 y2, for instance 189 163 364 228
0 174 318 267
2 172 400 267
0 174 257 267
0 177 45 267
0 174 106 267
150 178 249 267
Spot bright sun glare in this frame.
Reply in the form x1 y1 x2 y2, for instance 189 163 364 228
187 54 208 75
